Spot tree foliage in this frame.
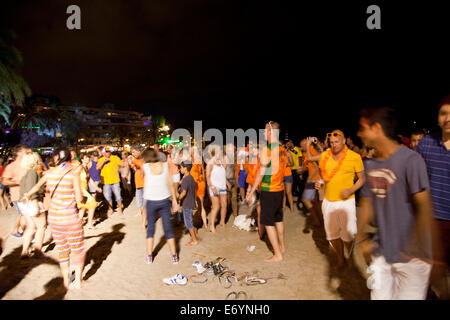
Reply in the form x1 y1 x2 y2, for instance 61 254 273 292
0 29 31 122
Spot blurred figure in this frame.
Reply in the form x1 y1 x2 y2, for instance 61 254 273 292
225 143 238 217
18 152 46 258
246 143 263 239
282 150 295 213
3 146 29 238
167 145 181 199
0 157 10 211
346 136 362 155
206 145 229 233
301 137 323 231
77 153 98 229
70 150 80 166
177 161 199 246
24 147 85 289
88 151 102 195
356 107 434 300
415 95 450 299
410 129 425 150
120 151 132 196
286 140 303 200
130 144 146 230
236 145 249 205
153 143 167 162
191 146 207 228
142 148 178 264
361 145 376 160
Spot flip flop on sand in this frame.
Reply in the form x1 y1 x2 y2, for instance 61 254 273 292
244 277 266 285
225 291 248 300
189 274 208 284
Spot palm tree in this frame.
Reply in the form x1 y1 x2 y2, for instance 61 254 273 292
9 94 61 133
0 29 31 123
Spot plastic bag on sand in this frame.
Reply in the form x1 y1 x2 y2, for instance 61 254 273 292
233 214 255 231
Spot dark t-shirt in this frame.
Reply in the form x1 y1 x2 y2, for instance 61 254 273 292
180 174 196 209
361 146 432 264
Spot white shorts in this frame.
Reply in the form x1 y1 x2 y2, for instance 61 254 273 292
321 197 356 242
172 174 180 183
367 255 431 300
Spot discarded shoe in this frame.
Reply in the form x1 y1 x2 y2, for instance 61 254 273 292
163 274 187 286
192 261 206 273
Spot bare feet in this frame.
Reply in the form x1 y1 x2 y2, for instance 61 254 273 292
280 246 286 254
264 255 283 262
186 241 198 246
209 226 216 233
219 223 226 228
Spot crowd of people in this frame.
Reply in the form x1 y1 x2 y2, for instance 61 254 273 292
0 96 448 300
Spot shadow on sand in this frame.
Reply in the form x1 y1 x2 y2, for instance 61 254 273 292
308 212 370 300
0 246 60 299
83 223 126 281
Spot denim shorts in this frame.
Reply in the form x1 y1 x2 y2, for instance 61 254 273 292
88 179 101 193
103 182 122 203
283 175 293 184
183 208 194 230
302 181 317 201
136 187 144 208
209 187 227 197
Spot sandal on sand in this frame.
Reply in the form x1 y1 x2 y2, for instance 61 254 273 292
244 277 266 285
189 274 208 284
237 291 248 300
215 276 233 289
226 292 238 300
226 291 248 300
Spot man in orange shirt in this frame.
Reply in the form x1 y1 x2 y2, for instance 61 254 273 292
130 144 146 229
247 121 288 262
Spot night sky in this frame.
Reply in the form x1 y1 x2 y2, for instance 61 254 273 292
3 1 450 144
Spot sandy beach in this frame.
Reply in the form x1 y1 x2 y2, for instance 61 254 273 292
0 198 370 300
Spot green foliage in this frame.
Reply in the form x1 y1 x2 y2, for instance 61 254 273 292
0 29 31 122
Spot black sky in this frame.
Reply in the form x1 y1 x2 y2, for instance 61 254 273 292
3 1 450 143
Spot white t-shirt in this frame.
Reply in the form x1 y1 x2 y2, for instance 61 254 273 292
211 164 226 190
143 162 171 200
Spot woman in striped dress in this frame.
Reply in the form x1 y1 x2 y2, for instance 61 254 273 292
23 147 85 290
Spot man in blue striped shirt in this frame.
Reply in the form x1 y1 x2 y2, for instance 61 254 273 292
416 95 450 299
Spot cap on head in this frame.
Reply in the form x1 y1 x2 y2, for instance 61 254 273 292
103 147 112 153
